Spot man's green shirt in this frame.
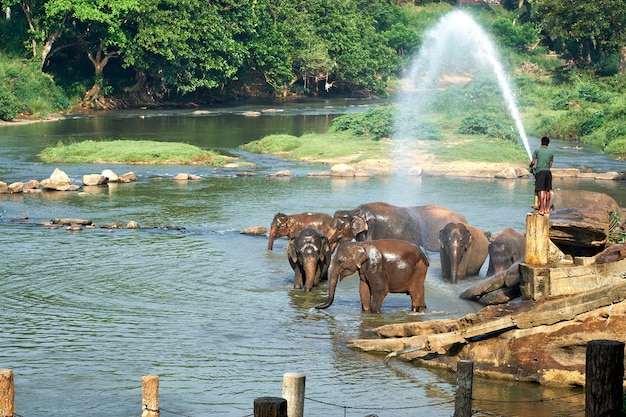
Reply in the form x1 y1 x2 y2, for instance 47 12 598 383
532 146 553 172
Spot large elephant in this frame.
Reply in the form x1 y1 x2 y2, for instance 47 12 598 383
326 202 423 252
315 240 429 313
268 212 332 250
487 228 526 276
286 228 332 292
408 205 468 252
439 222 489 283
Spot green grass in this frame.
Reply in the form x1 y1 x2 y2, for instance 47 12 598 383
429 133 528 163
241 131 390 164
242 130 528 166
39 139 233 166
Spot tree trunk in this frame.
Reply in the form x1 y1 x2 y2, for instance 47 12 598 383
619 46 626 74
83 43 117 108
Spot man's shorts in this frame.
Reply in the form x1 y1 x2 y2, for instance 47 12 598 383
534 170 552 192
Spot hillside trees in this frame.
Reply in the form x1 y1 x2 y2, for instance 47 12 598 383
122 0 292 98
531 0 626 73
2 0 419 102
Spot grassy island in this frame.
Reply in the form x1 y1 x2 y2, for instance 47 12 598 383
242 105 530 174
39 140 233 166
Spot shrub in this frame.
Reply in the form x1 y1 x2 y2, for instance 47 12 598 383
459 114 515 141
331 106 396 140
0 88 20 120
492 17 539 53
577 83 609 103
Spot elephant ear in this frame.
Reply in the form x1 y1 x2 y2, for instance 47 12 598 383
465 227 474 245
352 216 368 235
354 245 369 268
320 237 331 261
286 238 298 263
439 229 446 249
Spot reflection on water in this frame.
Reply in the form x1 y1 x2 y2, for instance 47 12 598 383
0 103 620 417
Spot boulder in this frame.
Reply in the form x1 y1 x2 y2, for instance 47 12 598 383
82 174 108 186
173 173 191 180
23 180 39 190
408 166 423 176
241 226 268 235
330 164 357 177
40 168 77 191
270 170 293 177
0 181 7 193
101 169 119 182
552 190 620 214
8 182 24 193
593 171 625 180
118 172 137 182
551 168 580 177
494 167 518 179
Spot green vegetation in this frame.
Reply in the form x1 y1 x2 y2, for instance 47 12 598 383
242 131 388 165
0 55 70 121
39 140 232 166
243 106 528 165
1 1 625 157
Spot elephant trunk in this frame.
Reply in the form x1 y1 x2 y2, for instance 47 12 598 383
267 226 277 250
449 246 462 284
315 266 339 309
303 256 318 292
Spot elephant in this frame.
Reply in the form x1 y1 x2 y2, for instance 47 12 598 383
326 202 423 252
439 222 489 283
286 228 332 291
268 212 332 250
315 240 429 313
408 205 468 252
487 228 526 276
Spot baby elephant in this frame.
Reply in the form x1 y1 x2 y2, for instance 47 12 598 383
287 228 332 292
439 222 489 283
315 239 429 313
487 228 526 276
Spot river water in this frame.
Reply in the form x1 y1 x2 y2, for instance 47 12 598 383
1 99 624 417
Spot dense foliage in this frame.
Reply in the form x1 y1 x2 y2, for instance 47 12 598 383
0 0 625 155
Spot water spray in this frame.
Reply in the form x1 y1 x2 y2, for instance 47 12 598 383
394 10 533 162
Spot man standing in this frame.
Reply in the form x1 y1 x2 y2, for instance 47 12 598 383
529 136 554 215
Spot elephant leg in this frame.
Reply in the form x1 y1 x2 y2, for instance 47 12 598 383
294 268 304 289
359 280 372 312
409 265 428 312
370 289 387 314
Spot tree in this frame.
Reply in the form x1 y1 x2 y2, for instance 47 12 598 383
2 0 140 105
532 0 626 72
274 0 400 96
1 0 66 67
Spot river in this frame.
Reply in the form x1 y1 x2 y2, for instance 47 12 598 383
1 98 624 417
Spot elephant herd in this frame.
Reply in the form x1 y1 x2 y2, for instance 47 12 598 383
268 202 526 313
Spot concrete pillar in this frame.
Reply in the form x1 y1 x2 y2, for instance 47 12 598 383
525 213 550 265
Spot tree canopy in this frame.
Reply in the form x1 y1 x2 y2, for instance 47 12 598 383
1 0 625 105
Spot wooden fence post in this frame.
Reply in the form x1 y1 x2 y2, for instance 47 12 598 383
0 369 14 417
142 375 159 417
585 340 624 417
254 397 287 417
454 360 474 417
282 373 305 417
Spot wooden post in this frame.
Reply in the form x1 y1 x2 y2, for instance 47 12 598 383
282 373 305 417
454 360 474 417
254 397 287 417
585 340 624 417
142 375 159 417
0 369 15 417
525 213 550 265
